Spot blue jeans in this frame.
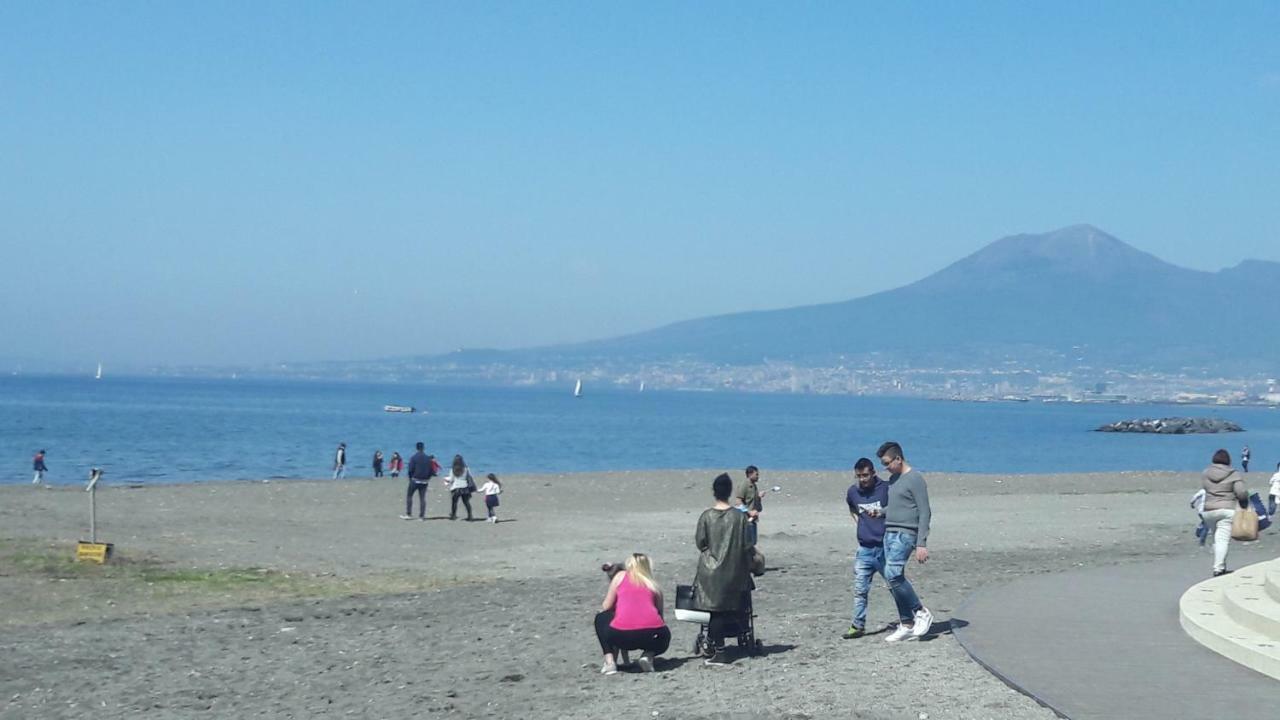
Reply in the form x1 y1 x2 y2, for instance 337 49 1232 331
852 545 886 630
884 530 924 624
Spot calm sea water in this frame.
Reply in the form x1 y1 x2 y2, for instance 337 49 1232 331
2 375 1278 486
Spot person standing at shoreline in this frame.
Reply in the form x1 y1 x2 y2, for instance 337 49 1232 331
333 443 347 480
1241 445 1251 473
402 442 434 520
1202 448 1248 577
843 457 889 639
32 450 48 484
388 451 403 479
1269 462 1280 517
372 450 384 478
877 441 934 642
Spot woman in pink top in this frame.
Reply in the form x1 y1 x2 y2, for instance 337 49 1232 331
594 553 670 675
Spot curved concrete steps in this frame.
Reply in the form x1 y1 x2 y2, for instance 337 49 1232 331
1180 558 1280 681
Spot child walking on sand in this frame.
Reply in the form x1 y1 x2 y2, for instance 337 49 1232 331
480 473 502 523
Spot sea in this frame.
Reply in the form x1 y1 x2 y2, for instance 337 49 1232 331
2 375 1278 486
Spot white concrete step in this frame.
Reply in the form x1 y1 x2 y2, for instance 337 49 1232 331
1223 571 1280 638
1180 561 1280 681
1265 564 1280 604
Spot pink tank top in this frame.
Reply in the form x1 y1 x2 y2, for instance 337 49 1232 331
610 573 665 631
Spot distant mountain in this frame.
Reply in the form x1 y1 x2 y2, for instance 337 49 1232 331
512 225 1280 372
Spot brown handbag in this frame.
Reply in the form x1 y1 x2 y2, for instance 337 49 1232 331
1231 508 1259 541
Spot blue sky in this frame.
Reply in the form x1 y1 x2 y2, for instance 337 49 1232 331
3 2 1278 368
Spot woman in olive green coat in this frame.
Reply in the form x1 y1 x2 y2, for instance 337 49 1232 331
692 472 755 663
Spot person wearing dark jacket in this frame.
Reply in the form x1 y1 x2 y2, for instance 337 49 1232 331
402 442 435 520
32 450 48 484
1201 448 1249 577
692 472 754 665
333 443 347 480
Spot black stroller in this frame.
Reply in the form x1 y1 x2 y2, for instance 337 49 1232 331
675 585 762 657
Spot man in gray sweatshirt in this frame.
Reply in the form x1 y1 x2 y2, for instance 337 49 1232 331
878 441 934 642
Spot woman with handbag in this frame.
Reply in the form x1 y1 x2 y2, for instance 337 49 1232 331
1201 448 1249 577
692 472 755 665
445 454 476 521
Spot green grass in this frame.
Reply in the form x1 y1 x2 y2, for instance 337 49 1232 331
0 537 478 627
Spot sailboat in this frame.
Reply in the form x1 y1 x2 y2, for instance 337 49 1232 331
639 381 645 393
95 362 103 380
573 379 583 398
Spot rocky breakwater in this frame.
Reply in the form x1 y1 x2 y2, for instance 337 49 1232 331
1095 417 1244 434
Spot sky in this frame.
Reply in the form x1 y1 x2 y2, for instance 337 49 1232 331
2 2 1278 369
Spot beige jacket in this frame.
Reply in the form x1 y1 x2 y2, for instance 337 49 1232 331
1202 464 1247 511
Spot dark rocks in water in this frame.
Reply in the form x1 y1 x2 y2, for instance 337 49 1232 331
1095 417 1244 434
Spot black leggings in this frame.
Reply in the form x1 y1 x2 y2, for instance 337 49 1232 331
450 490 473 519
593 611 671 655
406 482 427 517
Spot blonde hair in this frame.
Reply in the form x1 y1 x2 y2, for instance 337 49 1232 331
624 553 658 593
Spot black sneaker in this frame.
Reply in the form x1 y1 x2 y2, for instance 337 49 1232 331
1213 569 1232 577
704 650 732 666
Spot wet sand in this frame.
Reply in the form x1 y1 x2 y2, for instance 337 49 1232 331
0 469 1238 719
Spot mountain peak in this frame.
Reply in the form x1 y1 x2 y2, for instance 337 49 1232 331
929 224 1180 283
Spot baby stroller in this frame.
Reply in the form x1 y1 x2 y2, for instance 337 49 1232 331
675 585 763 657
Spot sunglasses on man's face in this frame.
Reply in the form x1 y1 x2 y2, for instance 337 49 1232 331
880 458 900 468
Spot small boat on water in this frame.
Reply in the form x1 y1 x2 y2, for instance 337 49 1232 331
574 379 583 398
384 405 415 413
95 362 102 380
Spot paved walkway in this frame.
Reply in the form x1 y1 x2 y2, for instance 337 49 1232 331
954 546 1279 719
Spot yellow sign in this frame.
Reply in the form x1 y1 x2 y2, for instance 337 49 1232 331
76 542 112 564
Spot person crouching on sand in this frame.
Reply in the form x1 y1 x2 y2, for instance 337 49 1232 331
479 473 502 523
445 454 476 521
389 451 403 479
594 553 670 675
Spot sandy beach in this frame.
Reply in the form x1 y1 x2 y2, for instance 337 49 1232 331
0 469 1251 719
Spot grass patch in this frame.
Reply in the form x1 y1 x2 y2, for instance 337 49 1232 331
0 537 481 627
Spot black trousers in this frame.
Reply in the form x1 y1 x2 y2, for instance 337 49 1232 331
450 490 473 519
593 611 671 655
406 481 427 517
707 611 746 647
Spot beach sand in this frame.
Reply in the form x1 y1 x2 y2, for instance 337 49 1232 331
0 470 1221 719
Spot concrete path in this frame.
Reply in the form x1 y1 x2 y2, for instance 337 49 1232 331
954 546 1279 719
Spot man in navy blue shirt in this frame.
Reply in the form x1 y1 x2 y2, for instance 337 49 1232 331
843 457 889 639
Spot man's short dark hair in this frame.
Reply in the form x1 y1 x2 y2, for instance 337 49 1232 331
854 457 875 473
745 465 759 476
877 442 903 461
713 473 733 502
416 442 424 451
1212 449 1231 466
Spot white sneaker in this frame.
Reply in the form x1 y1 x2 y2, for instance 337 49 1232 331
885 624 914 642
399 514 412 520
911 607 934 637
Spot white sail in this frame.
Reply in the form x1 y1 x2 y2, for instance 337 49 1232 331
95 363 102 380
574 379 583 397
639 381 645 392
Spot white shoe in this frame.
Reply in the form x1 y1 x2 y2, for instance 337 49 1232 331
911 607 933 637
399 515 412 520
636 654 655 673
885 624 914 642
